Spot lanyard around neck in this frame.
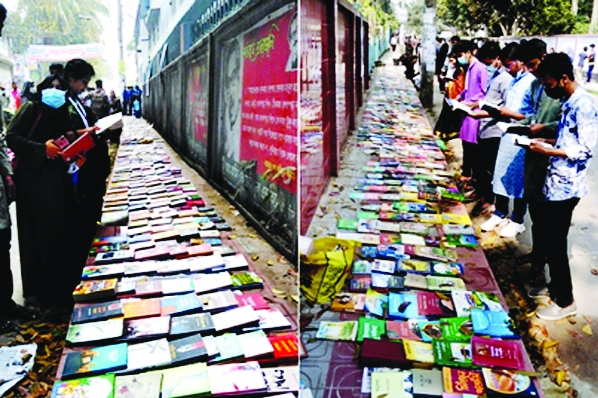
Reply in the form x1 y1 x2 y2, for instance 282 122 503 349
68 97 89 128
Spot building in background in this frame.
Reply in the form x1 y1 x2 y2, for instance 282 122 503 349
134 0 298 261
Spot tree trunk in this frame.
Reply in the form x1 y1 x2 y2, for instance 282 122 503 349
573 0 579 16
499 22 508 37
591 0 598 33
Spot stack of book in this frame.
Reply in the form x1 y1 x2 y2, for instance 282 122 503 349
52 124 299 398
310 70 541 397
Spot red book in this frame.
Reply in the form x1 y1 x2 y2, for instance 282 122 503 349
360 338 411 368
471 336 526 370
269 333 299 360
235 293 270 310
186 199 206 207
417 291 455 317
442 367 485 395
61 132 95 163
123 298 161 319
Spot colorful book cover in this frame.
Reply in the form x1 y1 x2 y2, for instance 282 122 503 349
386 320 423 341
269 333 299 360
352 260 373 275
388 292 423 320
452 291 503 317
357 317 386 342
123 298 162 319
114 373 162 398
72 301 123 324
404 273 428 289
208 361 267 395
471 309 518 338
170 313 215 335
371 273 392 289
123 316 170 340
262 366 299 393
81 264 125 280
73 279 118 302
169 333 208 363
331 292 358 312
316 321 358 341
337 218 359 230
159 363 210 398
433 340 476 368
210 333 244 363
442 367 485 395
237 330 275 358
349 276 372 292
160 293 203 316
397 259 432 274
66 318 124 344
471 336 526 370
126 338 172 371
417 320 443 342
402 339 435 363
62 344 128 378
439 316 474 342
481 368 539 397
364 289 388 317
418 291 456 317
231 272 264 289
426 276 467 292
371 259 396 274
51 374 115 398
431 262 464 276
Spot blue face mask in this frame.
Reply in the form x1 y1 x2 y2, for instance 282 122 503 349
458 56 468 66
41 88 67 109
486 65 498 75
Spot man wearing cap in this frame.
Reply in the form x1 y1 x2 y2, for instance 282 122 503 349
587 44 595 83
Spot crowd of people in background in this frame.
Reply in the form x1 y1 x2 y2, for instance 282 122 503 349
430 36 598 321
390 33 422 90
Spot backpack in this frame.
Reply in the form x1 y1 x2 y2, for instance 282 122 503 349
91 90 108 114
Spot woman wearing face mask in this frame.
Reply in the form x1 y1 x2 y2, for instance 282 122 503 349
6 59 106 307
434 53 467 141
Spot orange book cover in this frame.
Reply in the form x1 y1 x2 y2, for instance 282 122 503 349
123 298 161 319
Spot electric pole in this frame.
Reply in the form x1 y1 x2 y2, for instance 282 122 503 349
419 0 436 109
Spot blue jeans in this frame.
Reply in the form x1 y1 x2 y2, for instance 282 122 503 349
494 194 527 224
588 65 594 83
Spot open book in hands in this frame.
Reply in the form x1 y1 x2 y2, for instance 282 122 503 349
446 98 474 115
513 136 554 149
479 100 501 118
496 122 531 136
95 113 123 134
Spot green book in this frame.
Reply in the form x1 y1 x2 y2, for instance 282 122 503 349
439 316 474 341
337 219 359 230
357 210 379 220
159 363 210 398
432 340 477 369
316 321 358 341
357 317 386 342
230 272 263 289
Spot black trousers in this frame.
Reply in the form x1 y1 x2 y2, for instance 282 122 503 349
528 198 580 307
474 137 501 203
462 141 478 179
0 228 14 308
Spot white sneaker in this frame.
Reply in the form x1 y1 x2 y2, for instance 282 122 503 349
499 220 526 238
536 302 578 321
481 214 507 232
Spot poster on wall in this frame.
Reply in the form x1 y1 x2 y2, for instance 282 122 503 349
218 5 298 198
187 52 209 166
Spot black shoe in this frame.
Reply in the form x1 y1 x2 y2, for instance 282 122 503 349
0 304 38 321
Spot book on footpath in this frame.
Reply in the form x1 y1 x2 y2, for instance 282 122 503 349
62 343 128 379
51 374 116 398
114 372 162 398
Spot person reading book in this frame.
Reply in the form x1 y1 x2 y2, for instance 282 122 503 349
464 41 514 216
527 53 598 320
7 60 107 307
453 40 488 187
477 42 536 238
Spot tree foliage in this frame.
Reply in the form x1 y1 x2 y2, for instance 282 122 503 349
407 0 425 36
437 0 577 36
348 0 399 34
5 0 108 54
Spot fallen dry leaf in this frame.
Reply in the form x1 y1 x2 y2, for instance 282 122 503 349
582 324 593 336
251 255 260 261
267 260 274 266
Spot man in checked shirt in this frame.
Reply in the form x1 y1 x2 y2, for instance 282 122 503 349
527 53 598 320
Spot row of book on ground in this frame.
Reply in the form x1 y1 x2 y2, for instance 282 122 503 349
307 71 541 397
51 122 300 398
